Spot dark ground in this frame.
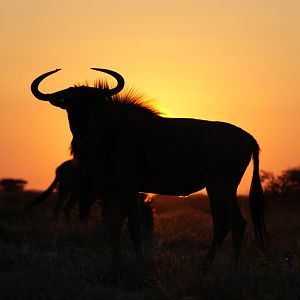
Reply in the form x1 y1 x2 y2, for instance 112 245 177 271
0 190 299 300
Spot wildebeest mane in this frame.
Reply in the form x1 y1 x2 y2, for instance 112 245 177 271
69 79 162 156
75 79 162 117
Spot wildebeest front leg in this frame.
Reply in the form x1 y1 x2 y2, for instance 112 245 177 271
127 193 145 264
77 181 95 221
105 193 126 267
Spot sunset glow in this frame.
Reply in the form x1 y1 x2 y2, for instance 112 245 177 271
1 0 299 194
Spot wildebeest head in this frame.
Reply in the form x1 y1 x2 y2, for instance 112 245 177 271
31 68 125 139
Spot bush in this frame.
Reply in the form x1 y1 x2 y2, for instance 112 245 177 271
0 178 27 192
261 168 300 200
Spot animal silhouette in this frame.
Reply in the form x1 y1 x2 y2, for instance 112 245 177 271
31 68 266 273
27 159 154 240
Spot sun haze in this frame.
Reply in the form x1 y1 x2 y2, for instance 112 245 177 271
0 0 299 194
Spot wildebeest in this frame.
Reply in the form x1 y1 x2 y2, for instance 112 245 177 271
27 160 77 219
31 68 266 273
26 159 154 240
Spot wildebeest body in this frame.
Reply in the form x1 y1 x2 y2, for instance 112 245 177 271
85 108 253 196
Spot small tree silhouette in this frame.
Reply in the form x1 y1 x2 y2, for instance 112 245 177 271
261 168 300 200
0 178 27 192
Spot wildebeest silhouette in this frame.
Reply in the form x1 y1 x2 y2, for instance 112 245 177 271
27 159 154 239
31 68 266 273
27 160 76 219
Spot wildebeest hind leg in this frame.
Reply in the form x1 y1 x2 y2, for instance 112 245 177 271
228 195 246 269
200 181 231 276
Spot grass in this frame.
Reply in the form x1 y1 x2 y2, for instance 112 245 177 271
0 191 299 299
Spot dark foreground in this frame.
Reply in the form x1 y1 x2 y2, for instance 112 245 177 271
0 191 299 300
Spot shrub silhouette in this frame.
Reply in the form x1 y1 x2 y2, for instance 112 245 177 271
0 178 27 192
261 168 300 200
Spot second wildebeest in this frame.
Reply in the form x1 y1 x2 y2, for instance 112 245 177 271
31 68 267 273
27 160 77 219
27 159 154 240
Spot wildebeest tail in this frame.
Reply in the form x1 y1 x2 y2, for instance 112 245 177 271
249 138 267 249
26 177 58 210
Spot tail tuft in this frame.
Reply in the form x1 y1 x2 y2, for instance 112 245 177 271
249 139 267 249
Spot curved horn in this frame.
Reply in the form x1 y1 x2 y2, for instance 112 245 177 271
31 69 62 101
91 68 125 96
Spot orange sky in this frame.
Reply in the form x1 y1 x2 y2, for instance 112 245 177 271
1 0 299 194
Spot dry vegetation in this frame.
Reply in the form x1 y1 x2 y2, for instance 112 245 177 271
0 190 299 300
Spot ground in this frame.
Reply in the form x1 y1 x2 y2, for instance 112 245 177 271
0 191 299 300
